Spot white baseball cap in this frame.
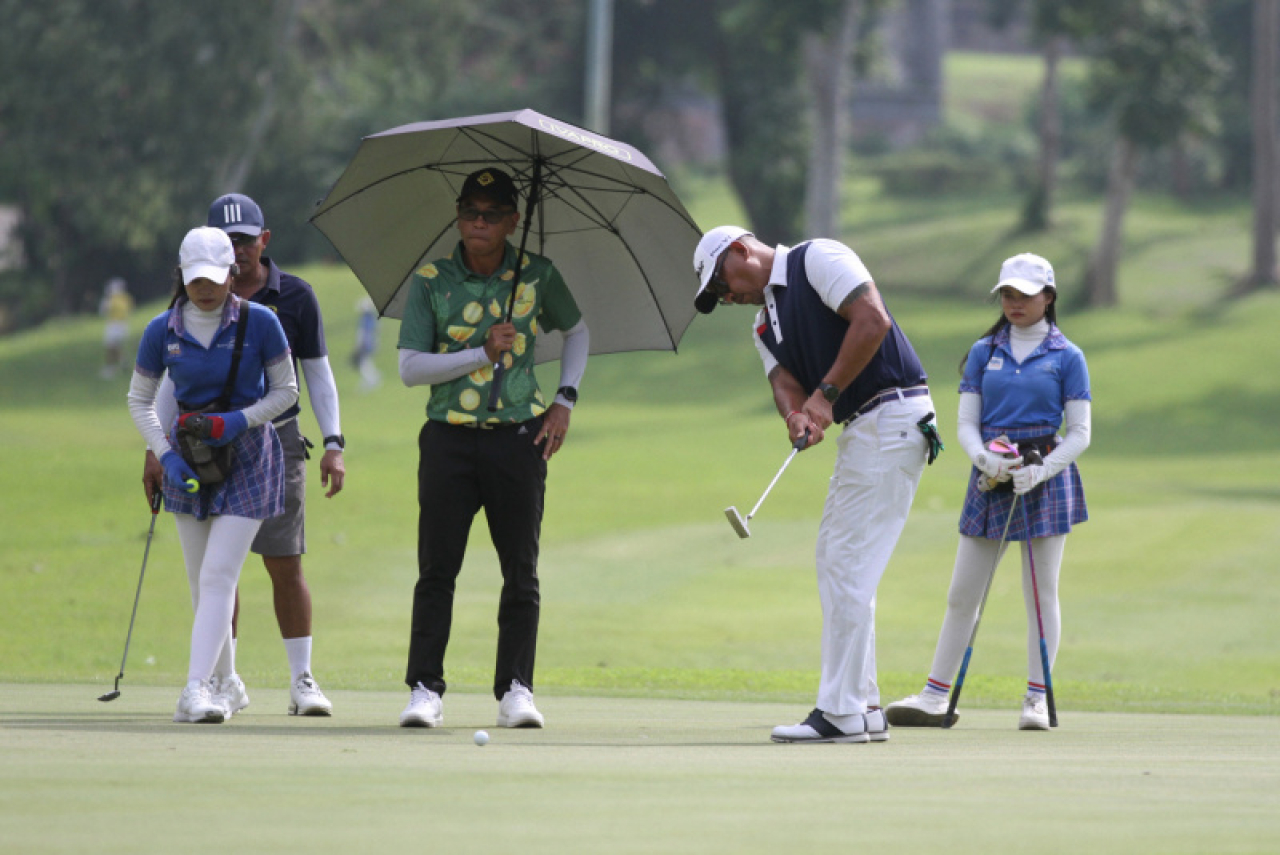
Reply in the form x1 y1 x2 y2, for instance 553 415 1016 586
692 225 752 314
992 252 1055 295
179 226 235 285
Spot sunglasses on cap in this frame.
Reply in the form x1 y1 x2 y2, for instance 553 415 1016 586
458 206 517 225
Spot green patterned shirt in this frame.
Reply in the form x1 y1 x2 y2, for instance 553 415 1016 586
398 241 582 425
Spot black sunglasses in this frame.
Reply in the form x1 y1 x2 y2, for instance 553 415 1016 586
458 206 516 225
228 233 259 247
706 252 733 302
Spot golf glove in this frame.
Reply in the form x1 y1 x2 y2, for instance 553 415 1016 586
160 450 198 488
179 411 248 447
1012 463 1047 495
974 450 1022 481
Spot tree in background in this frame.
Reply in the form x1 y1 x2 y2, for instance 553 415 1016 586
1064 0 1226 306
1247 0 1279 292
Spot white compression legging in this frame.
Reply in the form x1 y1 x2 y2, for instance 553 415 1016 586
173 514 263 684
928 533 1066 688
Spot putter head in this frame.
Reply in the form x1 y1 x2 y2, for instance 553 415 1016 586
724 506 751 539
97 690 120 703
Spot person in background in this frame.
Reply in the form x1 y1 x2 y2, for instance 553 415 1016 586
100 276 134 379
352 295 381 390
885 252 1090 731
144 193 345 717
128 226 297 723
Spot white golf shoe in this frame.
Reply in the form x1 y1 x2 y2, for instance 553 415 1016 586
399 682 443 728
1019 693 1050 730
771 708 870 743
885 690 952 727
289 671 333 717
210 673 250 718
173 679 226 724
496 680 544 728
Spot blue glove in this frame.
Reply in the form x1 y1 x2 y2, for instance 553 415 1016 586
179 410 248 447
160 450 200 493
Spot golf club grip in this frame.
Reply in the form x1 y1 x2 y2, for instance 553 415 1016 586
486 363 505 411
150 489 162 513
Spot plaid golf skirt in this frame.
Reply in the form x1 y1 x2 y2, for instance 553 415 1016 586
163 420 285 522
957 424 1087 541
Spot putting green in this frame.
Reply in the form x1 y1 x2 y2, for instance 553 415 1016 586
2 684 1276 854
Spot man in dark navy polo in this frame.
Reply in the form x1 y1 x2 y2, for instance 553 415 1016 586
692 226 938 745
144 193 345 718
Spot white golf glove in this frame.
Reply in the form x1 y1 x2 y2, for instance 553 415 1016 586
1012 463 1047 495
974 450 1022 481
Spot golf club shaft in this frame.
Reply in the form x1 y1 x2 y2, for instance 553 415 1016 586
113 491 163 685
944 493 1019 728
1020 498 1058 727
746 446 800 520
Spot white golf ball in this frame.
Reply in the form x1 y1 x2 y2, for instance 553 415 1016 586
473 730 490 746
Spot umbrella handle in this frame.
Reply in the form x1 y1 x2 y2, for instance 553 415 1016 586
487 159 543 412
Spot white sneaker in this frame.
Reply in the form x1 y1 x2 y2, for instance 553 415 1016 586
496 680 544 728
173 679 226 724
399 682 443 728
1019 693 1050 730
210 674 249 718
885 691 952 727
771 709 869 743
289 671 333 717
864 708 890 743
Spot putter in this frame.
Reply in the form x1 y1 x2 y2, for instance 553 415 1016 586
725 431 808 539
1019 448 1059 727
99 490 163 702
944 492 1019 729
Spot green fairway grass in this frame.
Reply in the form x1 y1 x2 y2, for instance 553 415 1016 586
2 188 1279 717
2 684 1277 855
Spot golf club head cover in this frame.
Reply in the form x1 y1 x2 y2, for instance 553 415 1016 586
160 450 198 489
179 411 248 447
974 447 1022 480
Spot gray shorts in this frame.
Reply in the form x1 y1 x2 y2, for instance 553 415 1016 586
252 418 307 557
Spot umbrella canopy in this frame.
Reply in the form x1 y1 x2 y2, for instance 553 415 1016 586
310 109 702 364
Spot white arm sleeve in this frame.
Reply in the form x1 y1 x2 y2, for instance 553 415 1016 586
129 371 172 456
1042 399 1091 478
554 320 589 408
238 358 299 427
300 356 341 441
399 347 490 388
957 392 986 466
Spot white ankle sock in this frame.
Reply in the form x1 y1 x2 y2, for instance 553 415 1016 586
284 636 312 681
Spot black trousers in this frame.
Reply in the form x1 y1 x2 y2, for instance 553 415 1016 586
405 418 546 700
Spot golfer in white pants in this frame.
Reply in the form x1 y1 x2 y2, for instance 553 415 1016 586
692 226 937 744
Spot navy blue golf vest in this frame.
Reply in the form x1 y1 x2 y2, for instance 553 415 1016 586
758 242 927 424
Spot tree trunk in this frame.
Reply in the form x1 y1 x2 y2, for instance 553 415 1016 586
216 0 302 193
1085 136 1139 307
803 0 860 238
1249 0 1279 291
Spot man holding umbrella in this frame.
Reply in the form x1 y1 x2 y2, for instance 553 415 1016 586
397 167 589 729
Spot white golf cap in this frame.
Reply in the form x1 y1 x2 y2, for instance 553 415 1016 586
992 252 1055 295
179 226 235 285
692 225 752 314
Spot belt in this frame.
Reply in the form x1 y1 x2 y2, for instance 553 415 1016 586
844 385 930 424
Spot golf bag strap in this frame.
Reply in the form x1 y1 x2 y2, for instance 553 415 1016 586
216 303 251 411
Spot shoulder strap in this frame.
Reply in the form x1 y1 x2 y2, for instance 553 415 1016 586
216 300 252 410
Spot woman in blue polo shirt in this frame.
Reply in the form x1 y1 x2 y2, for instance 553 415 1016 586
886 252 1091 731
128 227 297 724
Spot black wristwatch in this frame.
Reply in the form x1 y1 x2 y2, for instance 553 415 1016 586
323 434 345 450
556 386 579 403
817 382 841 404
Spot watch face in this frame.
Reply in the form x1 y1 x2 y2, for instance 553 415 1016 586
558 386 578 403
821 384 839 403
